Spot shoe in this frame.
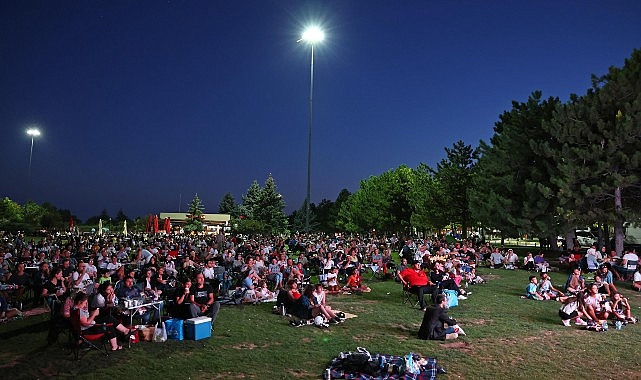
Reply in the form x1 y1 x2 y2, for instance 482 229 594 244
454 325 466 335
457 295 467 300
562 319 571 327
330 317 340 324
465 292 472 295
290 320 303 327
574 318 587 326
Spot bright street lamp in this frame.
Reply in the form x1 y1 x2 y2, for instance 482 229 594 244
26 127 41 181
299 26 324 233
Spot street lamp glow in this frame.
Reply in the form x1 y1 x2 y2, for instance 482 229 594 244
301 26 325 43
26 127 41 183
26 128 41 137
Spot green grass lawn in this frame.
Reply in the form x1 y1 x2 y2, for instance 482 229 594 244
2 267 641 379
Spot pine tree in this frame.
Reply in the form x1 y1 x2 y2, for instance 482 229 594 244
184 193 205 233
218 192 238 217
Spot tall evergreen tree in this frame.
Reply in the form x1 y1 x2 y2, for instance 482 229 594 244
218 192 238 217
254 174 288 235
239 180 261 219
432 140 479 238
184 193 205 233
471 92 562 242
542 49 641 253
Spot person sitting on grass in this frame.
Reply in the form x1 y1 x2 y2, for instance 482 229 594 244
417 293 465 340
504 249 519 270
538 272 564 300
489 248 504 269
325 267 340 292
521 252 536 271
597 265 618 296
522 275 544 300
583 283 610 327
465 267 485 285
558 294 587 327
343 264 370 292
307 284 341 324
609 292 637 324
565 268 585 295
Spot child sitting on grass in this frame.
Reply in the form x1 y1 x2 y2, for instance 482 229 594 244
521 275 544 300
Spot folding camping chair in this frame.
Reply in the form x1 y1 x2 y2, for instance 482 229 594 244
402 285 420 308
69 308 109 360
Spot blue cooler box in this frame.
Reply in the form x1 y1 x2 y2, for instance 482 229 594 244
185 316 212 340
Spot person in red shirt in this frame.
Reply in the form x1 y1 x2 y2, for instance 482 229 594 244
398 260 435 311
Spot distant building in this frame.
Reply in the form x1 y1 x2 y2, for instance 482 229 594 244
159 212 231 234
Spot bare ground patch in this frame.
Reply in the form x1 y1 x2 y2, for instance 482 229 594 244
440 340 473 353
286 368 315 378
207 372 256 379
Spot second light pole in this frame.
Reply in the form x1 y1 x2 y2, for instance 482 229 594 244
300 26 324 233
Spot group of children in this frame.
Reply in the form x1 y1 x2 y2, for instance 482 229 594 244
522 270 637 331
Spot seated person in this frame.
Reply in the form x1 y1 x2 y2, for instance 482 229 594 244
429 261 468 300
633 270 641 291
189 273 220 328
257 280 275 301
538 272 564 300
170 280 193 319
612 249 639 280
565 268 585 294
583 283 610 325
558 294 587 326
534 252 549 272
91 282 135 336
343 264 370 292
488 249 504 269
72 292 125 351
398 260 436 311
521 253 536 271
522 275 544 300
504 249 519 270
395 258 410 282
465 267 485 285
597 265 617 295
417 293 465 340
610 292 637 324
325 267 339 292
305 284 341 324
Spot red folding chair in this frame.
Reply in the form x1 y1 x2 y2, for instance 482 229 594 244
69 308 109 360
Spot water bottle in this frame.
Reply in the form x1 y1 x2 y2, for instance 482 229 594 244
601 321 608 331
615 320 623 330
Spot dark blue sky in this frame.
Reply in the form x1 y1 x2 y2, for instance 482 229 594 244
2 1 640 221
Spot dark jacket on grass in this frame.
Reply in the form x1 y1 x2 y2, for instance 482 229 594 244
417 304 456 340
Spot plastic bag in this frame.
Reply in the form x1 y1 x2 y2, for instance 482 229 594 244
164 319 184 341
153 321 167 342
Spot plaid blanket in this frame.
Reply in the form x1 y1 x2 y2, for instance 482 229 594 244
325 353 438 380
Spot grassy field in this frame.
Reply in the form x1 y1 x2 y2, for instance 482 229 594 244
2 265 641 380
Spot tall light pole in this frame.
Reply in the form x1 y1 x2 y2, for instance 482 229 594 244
26 127 41 182
299 26 324 233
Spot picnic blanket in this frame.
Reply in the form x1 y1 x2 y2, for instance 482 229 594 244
325 351 438 380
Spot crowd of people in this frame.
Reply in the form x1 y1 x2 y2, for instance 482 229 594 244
0 230 639 342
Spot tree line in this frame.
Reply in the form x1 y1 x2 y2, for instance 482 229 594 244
2 49 639 252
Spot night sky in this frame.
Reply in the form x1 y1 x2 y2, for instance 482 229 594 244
2 1 640 221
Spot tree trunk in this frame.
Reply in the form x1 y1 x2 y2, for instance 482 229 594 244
614 186 624 255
